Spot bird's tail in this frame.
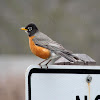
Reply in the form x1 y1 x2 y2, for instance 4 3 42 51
59 51 85 63
71 54 86 63
58 52 77 62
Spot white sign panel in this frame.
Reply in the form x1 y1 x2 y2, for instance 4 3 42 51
25 65 100 100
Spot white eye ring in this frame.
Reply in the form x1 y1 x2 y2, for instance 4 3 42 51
28 27 32 31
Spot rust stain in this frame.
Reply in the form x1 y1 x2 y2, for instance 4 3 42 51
88 83 90 100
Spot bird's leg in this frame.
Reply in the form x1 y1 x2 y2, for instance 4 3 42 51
45 59 52 69
39 59 48 69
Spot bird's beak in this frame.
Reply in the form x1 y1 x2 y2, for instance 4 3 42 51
20 27 28 31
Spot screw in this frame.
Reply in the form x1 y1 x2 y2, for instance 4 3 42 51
86 75 92 83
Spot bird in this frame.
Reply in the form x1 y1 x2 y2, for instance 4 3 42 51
21 23 83 68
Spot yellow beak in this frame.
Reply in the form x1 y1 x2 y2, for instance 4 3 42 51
20 27 28 31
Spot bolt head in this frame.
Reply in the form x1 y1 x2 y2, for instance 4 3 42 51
86 75 92 83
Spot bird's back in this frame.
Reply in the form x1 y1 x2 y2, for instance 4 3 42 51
33 32 73 54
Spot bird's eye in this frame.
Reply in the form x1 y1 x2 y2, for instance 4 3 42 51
28 27 32 31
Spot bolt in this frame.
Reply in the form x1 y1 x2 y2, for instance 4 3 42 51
86 75 92 83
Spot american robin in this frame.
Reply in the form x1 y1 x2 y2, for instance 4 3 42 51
21 23 83 68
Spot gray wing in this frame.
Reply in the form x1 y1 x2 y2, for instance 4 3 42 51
33 32 72 54
33 32 79 62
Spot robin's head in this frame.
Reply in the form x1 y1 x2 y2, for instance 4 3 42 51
21 23 39 37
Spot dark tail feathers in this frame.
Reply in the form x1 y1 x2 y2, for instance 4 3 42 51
58 52 77 62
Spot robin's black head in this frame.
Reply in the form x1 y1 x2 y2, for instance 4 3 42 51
21 23 39 37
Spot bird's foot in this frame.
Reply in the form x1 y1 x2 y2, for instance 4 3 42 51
45 59 52 69
38 59 48 69
45 64 48 69
38 64 42 69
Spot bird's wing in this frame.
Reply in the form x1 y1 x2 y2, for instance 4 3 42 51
33 32 73 54
33 32 80 62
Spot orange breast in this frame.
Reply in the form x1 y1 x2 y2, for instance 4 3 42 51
28 36 50 59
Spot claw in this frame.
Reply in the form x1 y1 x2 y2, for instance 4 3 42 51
39 64 42 69
45 64 48 69
38 59 48 69
45 59 52 69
